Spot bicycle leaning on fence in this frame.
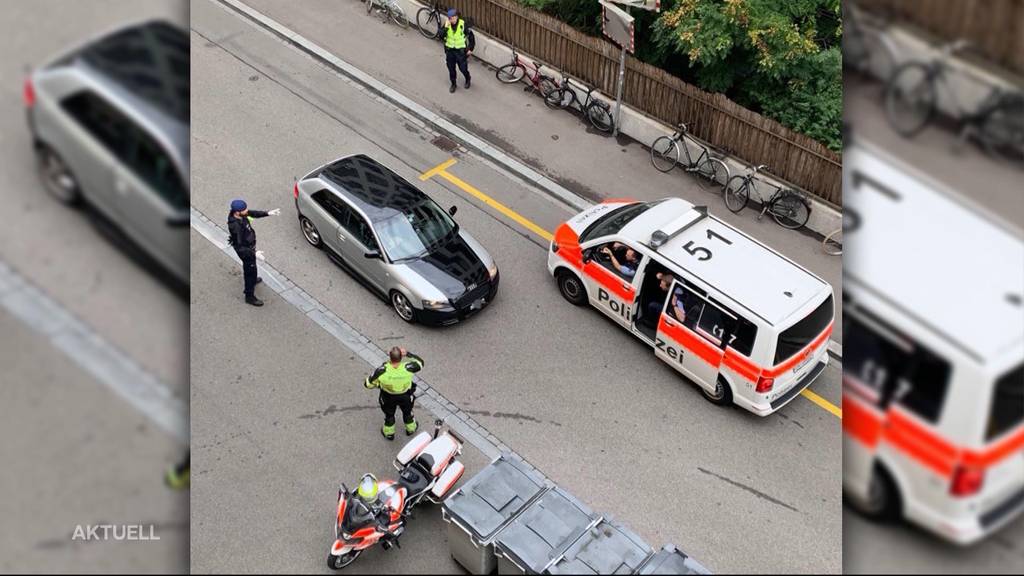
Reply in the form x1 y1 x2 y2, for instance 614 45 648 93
723 165 812 230
885 39 1024 166
415 0 446 39
366 0 409 28
649 123 730 190
543 74 613 134
495 44 558 98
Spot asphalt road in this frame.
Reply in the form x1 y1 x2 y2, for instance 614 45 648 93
842 75 1024 574
0 1 189 573
190 0 843 572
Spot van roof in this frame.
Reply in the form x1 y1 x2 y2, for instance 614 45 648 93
620 198 830 325
844 142 1024 364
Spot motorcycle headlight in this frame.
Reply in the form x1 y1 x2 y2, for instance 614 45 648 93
488 263 499 280
422 299 450 310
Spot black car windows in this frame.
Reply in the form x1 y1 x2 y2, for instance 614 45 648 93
348 213 379 251
312 191 354 226
987 363 1024 442
775 294 834 365
62 90 132 161
125 123 187 210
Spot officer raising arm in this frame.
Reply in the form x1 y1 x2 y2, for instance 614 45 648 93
442 9 475 93
227 199 281 307
364 347 424 440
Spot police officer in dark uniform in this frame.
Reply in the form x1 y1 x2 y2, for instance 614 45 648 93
364 347 424 440
227 199 280 307
442 9 475 93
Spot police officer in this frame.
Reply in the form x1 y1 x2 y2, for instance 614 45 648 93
164 452 189 490
227 199 280 307
364 347 423 440
442 9 475 93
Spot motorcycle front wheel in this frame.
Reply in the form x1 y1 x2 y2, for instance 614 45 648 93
327 550 361 570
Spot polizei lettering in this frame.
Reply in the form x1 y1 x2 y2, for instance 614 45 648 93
655 337 685 366
597 288 632 322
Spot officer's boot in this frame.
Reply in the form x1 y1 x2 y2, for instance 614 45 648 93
405 419 419 436
381 423 396 441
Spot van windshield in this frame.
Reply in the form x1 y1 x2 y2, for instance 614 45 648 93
987 363 1024 442
579 201 657 244
775 294 833 365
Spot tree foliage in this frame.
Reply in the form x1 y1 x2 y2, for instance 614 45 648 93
516 0 842 151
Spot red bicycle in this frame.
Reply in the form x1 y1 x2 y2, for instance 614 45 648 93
495 44 557 96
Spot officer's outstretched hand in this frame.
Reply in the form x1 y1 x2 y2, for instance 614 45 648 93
268 208 282 216
256 250 266 261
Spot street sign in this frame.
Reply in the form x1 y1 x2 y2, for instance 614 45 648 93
600 0 635 53
605 0 660 12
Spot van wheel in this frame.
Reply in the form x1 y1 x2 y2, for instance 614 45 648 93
556 271 587 305
701 377 733 406
856 465 902 522
36 144 81 205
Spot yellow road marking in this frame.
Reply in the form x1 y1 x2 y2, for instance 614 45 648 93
421 157 842 419
801 388 842 418
421 158 553 242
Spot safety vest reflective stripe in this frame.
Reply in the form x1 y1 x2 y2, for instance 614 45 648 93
445 20 467 49
377 363 414 395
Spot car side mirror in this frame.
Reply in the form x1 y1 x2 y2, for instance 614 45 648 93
448 205 458 216
364 250 382 260
581 249 592 263
166 212 190 228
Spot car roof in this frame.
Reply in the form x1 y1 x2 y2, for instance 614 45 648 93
619 198 830 326
315 154 430 222
844 141 1024 364
50 19 189 165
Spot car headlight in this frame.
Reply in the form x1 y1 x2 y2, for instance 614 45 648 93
488 263 499 280
422 299 450 310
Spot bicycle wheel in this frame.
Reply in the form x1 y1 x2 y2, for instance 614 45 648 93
587 103 613 133
823 228 842 256
389 5 409 28
416 8 440 38
885 62 935 137
696 157 729 190
650 137 679 172
979 96 1024 166
543 86 565 109
538 76 559 102
771 192 811 230
366 0 374 14
496 63 525 84
723 176 750 213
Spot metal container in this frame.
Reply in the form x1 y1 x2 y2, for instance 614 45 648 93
637 544 711 575
493 486 600 575
543 516 653 574
442 454 550 574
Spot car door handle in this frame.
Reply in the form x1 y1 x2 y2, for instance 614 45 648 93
664 318 676 327
621 283 631 291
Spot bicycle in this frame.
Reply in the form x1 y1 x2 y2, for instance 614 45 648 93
723 165 811 230
415 1 445 39
842 0 897 83
495 44 558 98
885 39 1024 165
366 0 409 29
649 123 730 190
543 74 613 134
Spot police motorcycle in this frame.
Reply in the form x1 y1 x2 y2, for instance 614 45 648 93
328 420 465 570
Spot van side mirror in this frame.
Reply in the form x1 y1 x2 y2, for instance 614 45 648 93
449 205 458 216
582 249 592 263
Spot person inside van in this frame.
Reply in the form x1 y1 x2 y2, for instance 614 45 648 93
670 285 701 330
644 271 676 323
601 243 640 279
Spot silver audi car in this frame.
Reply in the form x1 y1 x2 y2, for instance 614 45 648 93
294 154 499 325
25 19 190 286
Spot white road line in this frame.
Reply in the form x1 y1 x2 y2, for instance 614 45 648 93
0 259 188 444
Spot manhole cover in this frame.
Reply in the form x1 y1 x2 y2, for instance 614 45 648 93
431 135 459 152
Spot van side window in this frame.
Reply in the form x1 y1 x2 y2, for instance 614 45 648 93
593 242 643 281
61 91 132 161
710 296 756 356
894 351 951 424
668 284 703 330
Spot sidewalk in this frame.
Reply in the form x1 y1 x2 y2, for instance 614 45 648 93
219 0 844 342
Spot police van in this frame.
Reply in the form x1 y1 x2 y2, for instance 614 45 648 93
842 139 1024 544
547 197 835 416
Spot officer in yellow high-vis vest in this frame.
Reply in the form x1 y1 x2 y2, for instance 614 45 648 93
364 347 424 440
442 9 475 93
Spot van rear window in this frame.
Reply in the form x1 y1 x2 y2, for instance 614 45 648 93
987 363 1024 442
775 294 833 365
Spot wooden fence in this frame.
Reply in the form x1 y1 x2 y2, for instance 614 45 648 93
444 0 843 205
859 0 1024 76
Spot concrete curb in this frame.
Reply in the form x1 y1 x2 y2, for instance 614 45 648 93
0 258 188 444
190 206 550 476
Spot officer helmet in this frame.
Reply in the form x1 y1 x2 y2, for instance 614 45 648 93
357 473 378 502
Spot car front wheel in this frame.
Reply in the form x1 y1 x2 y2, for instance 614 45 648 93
391 291 417 323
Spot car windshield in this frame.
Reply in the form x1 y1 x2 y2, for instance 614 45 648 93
375 200 457 261
579 201 657 244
